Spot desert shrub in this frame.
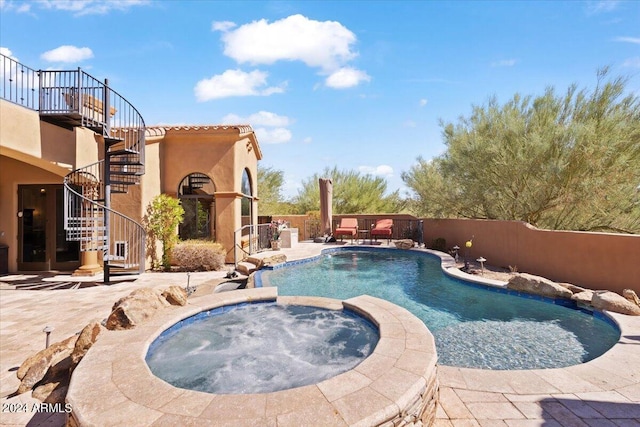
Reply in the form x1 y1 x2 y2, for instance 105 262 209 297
171 240 226 271
143 194 184 270
431 237 447 252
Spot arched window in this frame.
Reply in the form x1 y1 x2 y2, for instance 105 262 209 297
178 173 215 240
241 169 253 227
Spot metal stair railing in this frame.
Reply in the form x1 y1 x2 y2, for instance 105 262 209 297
2 53 146 280
64 164 145 272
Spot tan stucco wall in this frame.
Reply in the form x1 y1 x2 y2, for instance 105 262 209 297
423 218 640 294
0 156 67 271
0 100 101 273
0 100 97 169
156 128 260 262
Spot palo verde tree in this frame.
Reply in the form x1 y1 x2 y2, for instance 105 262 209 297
402 68 640 233
143 194 185 270
292 166 404 214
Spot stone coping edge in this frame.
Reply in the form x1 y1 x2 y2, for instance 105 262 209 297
66 288 439 427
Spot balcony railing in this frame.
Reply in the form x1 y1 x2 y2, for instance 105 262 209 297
1 53 39 109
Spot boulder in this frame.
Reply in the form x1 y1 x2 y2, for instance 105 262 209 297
571 290 594 305
623 289 640 307
162 285 188 306
395 239 414 250
236 261 259 276
244 256 264 269
558 282 588 294
592 291 640 316
260 254 287 267
106 288 169 330
71 321 104 367
33 382 68 404
506 273 573 299
16 335 76 394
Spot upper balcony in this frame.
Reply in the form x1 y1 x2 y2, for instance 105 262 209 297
1 52 144 138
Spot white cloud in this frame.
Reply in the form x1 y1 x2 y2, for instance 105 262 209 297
403 120 417 128
221 111 291 127
359 165 394 178
254 127 292 144
302 137 312 144
35 0 150 16
586 0 620 15
614 37 640 44
221 111 293 144
220 14 358 72
622 57 640 68
0 1 30 13
194 69 285 101
212 21 236 32
325 67 371 89
0 47 18 80
41 45 93 63
491 59 517 67
419 99 428 107
0 47 15 58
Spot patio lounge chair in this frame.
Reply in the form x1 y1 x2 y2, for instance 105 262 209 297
371 219 393 244
334 218 358 242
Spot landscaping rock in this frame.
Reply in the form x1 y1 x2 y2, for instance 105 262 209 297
506 273 573 299
558 282 588 294
162 285 188 306
571 290 594 305
260 254 287 267
16 335 76 394
623 289 640 307
244 256 264 269
237 261 259 276
106 288 169 330
395 239 414 250
592 291 640 316
71 321 103 367
33 382 67 404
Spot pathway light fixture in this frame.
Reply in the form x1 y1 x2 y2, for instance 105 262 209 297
477 257 486 275
43 325 53 349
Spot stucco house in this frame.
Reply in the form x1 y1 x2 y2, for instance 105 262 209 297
0 53 261 279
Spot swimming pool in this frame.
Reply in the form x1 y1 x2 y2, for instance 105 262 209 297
257 248 620 370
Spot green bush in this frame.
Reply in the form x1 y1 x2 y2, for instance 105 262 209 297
171 240 226 271
431 237 447 253
143 194 184 270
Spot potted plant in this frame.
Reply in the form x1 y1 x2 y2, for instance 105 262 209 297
270 219 287 250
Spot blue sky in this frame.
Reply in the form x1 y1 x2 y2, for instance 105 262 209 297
1 0 639 198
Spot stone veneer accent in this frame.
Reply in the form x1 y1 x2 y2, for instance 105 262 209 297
66 287 439 426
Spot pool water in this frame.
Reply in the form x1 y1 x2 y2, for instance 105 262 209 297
146 303 379 394
259 249 620 370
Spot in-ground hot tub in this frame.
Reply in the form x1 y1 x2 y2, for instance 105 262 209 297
146 302 380 394
66 288 439 426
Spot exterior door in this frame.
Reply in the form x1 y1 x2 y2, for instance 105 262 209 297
18 184 80 271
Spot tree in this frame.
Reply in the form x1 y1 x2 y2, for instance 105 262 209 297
402 69 640 233
292 166 404 214
257 165 297 215
143 194 185 270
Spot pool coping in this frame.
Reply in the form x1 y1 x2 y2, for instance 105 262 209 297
66 288 440 426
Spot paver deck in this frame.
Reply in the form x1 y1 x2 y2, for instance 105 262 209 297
1 241 639 426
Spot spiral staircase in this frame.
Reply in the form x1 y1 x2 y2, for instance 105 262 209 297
36 68 146 282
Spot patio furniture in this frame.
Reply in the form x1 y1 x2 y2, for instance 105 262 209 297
371 219 393 244
334 218 358 242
